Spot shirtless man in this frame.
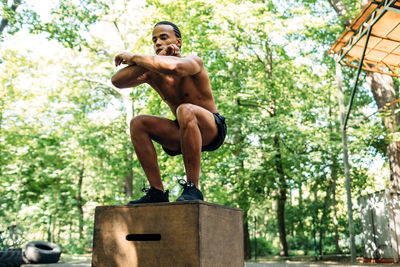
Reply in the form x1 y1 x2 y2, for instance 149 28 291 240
111 21 226 204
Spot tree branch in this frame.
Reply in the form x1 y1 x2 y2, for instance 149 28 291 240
327 0 351 26
236 98 259 108
0 0 22 36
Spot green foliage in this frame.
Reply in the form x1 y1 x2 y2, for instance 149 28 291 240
0 0 39 37
250 237 279 256
33 0 108 49
0 0 395 257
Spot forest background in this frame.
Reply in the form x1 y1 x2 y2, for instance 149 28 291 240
1 0 399 260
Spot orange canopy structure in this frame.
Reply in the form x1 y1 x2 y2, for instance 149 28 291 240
328 0 400 77
328 2 400 263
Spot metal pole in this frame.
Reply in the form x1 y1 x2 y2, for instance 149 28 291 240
342 127 357 263
254 217 257 261
343 24 372 129
338 20 372 264
336 57 357 263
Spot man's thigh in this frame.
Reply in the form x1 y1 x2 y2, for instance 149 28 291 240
177 104 219 147
133 115 181 151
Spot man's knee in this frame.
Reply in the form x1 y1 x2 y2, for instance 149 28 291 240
176 104 197 128
176 103 194 115
130 115 149 133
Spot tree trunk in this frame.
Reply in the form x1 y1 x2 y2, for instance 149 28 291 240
297 182 307 253
76 162 85 242
0 0 22 36
387 142 400 192
327 0 350 25
231 120 252 259
231 44 253 259
123 90 134 198
366 72 400 192
319 180 333 256
243 211 252 259
318 228 324 256
123 152 133 198
277 193 288 256
0 106 3 177
331 157 341 254
274 134 289 256
51 216 56 243
57 219 61 244
328 91 341 254
336 58 357 262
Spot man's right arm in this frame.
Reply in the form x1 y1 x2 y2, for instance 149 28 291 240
112 51 152 88
111 65 150 88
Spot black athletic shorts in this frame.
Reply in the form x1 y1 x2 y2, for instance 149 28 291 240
162 113 227 156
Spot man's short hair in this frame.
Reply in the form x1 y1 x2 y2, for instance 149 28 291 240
154 21 181 39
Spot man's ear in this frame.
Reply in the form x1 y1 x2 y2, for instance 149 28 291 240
176 38 182 49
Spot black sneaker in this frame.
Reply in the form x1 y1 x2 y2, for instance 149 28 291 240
128 187 169 204
176 180 204 201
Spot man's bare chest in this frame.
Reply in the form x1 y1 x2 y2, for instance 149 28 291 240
150 75 196 102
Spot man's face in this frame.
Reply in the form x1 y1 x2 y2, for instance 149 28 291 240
152 24 181 55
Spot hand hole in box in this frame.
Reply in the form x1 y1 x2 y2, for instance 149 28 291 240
126 234 162 241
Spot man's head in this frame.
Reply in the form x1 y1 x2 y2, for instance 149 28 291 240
152 21 182 55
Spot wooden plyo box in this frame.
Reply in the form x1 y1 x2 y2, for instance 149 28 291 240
92 201 244 267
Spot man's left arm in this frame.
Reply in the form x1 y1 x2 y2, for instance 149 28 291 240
132 54 203 77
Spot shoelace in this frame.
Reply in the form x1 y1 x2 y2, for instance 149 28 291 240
141 187 149 193
140 187 152 200
141 187 169 196
178 179 195 188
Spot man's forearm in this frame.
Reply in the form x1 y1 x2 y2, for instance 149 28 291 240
111 65 149 88
133 55 180 75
